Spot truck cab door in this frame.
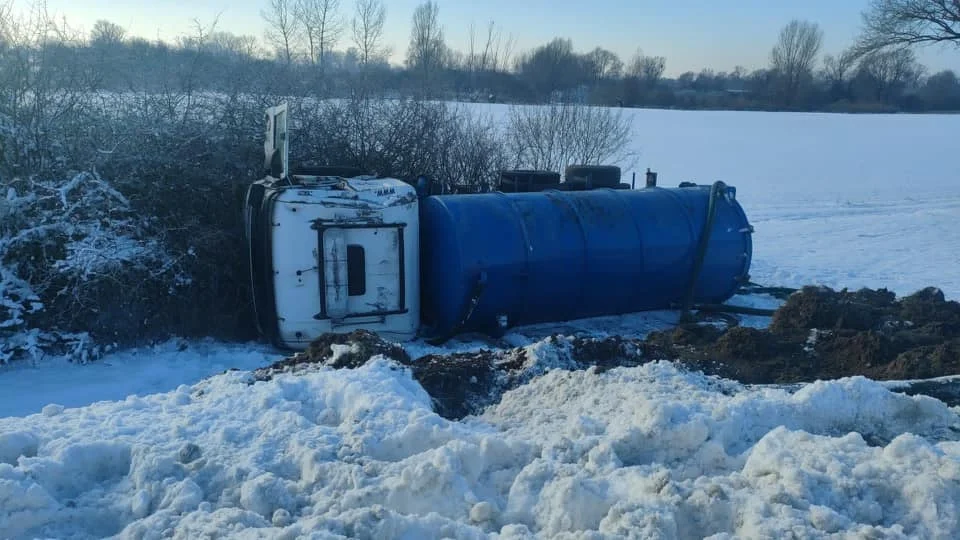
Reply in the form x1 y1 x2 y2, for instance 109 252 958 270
316 223 408 323
264 103 289 179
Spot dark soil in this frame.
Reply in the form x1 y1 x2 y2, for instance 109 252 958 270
255 286 960 419
409 335 651 418
253 330 411 380
648 285 960 385
256 332 649 419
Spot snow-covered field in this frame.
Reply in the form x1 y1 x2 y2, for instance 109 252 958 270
2 108 960 539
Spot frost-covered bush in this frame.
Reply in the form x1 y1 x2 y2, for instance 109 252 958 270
294 96 508 192
0 172 184 363
86 93 266 343
505 102 637 173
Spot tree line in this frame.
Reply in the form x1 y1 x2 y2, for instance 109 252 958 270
1 0 957 112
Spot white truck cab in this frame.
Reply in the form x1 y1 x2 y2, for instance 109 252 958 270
245 103 420 348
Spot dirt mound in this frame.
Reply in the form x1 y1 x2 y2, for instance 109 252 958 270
769 285 896 333
650 286 960 384
255 286 960 419
256 333 650 419
879 340 960 380
253 330 410 380
407 335 650 419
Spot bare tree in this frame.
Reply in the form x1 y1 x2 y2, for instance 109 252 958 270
853 46 926 102
822 48 858 100
480 21 504 72
466 20 512 74
466 21 477 72
822 49 858 83
505 102 636 173
920 69 960 108
0 1 10 43
0 0 97 172
406 1 447 92
585 47 623 83
89 20 126 46
208 31 261 58
628 49 666 86
351 0 386 66
261 0 300 64
770 19 824 105
620 49 666 105
296 0 342 66
502 36 517 72
516 38 584 98
854 0 960 55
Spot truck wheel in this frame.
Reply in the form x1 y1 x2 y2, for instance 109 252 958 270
564 165 621 188
500 178 560 193
500 170 561 187
559 178 589 191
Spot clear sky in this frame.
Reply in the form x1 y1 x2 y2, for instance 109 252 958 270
26 0 960 75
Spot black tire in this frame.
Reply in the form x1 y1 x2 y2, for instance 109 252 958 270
564 165 621 188
499 178 558 193
500 170 561 187
558 178 589 191
293 165 369 178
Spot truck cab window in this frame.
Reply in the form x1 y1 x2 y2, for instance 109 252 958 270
347 244 366 296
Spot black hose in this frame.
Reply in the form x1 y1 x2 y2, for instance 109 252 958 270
680 181 726 322
425 272 488 345
692 303 777 317
738 282 799 300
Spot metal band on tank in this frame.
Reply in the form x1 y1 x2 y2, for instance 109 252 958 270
497 192 533 325
422 196 468 331
662 185 751 302
602 188 647 312
657 187 704 303
542 190 590 322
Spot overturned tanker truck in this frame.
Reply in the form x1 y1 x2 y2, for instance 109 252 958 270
245 103 754 349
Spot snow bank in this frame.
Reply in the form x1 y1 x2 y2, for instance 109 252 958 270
0 339 277 418
1 351 958 539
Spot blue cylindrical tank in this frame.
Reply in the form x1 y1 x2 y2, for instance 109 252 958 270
419 185 753 336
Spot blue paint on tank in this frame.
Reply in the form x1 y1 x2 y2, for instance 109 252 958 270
419 185 753 336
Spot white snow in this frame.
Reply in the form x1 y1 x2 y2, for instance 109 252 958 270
0 356 957 539
0 339 276 418
2 107 960 538
748 195 960 300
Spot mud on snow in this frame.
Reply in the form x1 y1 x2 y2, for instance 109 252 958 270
255 285 960 419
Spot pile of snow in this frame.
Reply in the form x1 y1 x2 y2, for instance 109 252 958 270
1 352 958 539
